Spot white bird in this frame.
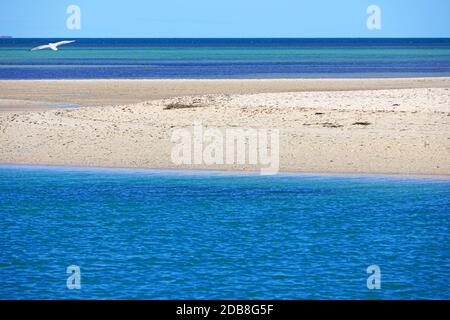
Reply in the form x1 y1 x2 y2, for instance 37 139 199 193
31 40 75 51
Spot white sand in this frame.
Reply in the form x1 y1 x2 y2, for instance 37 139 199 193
0 78 449 175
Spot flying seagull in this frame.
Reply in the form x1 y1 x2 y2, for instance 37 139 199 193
31 40 75 51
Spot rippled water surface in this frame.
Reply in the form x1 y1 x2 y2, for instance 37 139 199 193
0 165 449 299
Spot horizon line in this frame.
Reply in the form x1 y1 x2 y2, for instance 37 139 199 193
2 36 450 39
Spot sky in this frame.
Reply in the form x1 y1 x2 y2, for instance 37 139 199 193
0 0 449 38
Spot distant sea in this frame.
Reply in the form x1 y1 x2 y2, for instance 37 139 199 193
0 165 449 299
0 38 449 79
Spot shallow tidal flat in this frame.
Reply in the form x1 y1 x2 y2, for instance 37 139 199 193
0 81 449 175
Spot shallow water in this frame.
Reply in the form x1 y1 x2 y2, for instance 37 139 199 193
0 165 449 299
1 38 450 79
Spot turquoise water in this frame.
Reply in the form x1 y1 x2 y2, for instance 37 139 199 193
0 38 450 78
0 165 449 299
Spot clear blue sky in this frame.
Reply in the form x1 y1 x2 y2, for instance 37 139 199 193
1 0 449 38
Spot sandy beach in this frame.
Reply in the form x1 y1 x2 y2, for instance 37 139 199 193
0 78 449 175
1 78 450 112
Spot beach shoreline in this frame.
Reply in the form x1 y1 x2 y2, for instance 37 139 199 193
0 77 449 175
1 163 449 180
1 77 449 112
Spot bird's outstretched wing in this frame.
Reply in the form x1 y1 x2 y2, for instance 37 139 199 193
30 44 51 51
53 40 76 47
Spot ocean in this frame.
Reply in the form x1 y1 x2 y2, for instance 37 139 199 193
0 38 450 79
0 165 448 299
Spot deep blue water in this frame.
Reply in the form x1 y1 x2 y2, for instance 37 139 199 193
0 165 449 299
0 38 449 79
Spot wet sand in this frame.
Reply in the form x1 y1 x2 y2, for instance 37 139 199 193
1 77 449 112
